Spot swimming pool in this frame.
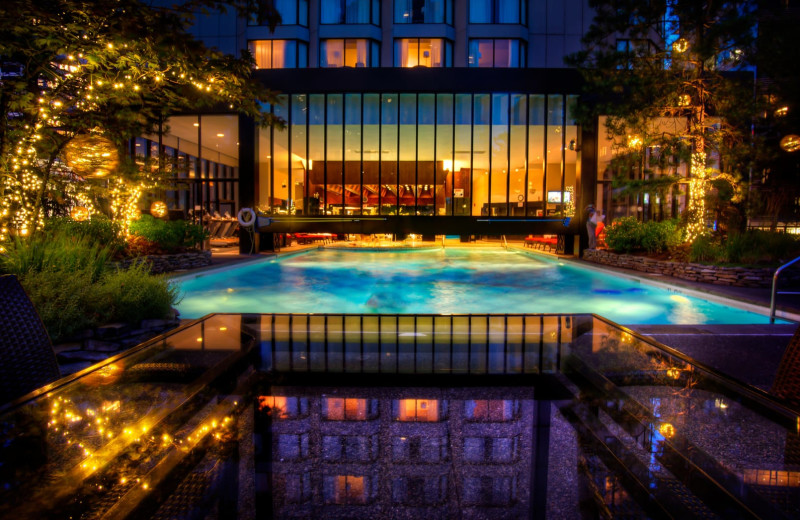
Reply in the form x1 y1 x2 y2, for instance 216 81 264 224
176 248 779 324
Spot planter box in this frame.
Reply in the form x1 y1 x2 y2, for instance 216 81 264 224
583 249 778 288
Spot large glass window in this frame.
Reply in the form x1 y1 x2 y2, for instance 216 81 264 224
320 0 380 24
468 39 525 68
320 39 379 67
253 0 308 26
469 0 525 23
394 39 452 67
394 0 452 24
255 93 579 219
249 40 307 69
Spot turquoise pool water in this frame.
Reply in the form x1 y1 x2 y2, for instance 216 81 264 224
176 248 777 324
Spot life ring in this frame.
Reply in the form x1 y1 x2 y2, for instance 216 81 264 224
237 207 257 227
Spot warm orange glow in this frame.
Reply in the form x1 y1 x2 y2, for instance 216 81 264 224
325 398 367 420
397 399 439 422
258 396 288 417
469 400 513 421
743 469 800 487
150 200 167 218
334 476 366 504
658 423 676 438
70 206 90 221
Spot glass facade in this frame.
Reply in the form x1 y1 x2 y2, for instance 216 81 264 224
249 40 308 69
469 0 525 24
256 93 579 218
263 0 308 26
468 39 525 68
394 39 452 67
320 0 380 24
394 0 452 24
320 39 379 67
141 115 239 222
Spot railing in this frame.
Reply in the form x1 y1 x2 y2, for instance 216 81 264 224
502 235 508 249
770 255 800 323
245 313 577 375
441 234 445 248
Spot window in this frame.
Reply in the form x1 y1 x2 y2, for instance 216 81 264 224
394 0 452 24
256 396 309 418
323 398 378 420
464 436 519 462
249 40 307 69
469 0 525 23
395 399 441 421
465 400 518 421
277 433 310 460
322 434 379 461
250 0 308 26
468 39 525 68
392 476 448 505
392 435 449 462
320 39 379 67
394 39 452 67
320 0 380 24
324 475 370 504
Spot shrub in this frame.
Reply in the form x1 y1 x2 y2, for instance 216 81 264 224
724 230 800 265
44 215 125 254
689 235 726 263
604 217 642 253
0 234 111 282
128 215 208 253
640 220 683 254
95 262 179 325
20 267 99 342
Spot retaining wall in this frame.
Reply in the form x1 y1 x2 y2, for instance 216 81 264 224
115 250 212 274
582 249 776 288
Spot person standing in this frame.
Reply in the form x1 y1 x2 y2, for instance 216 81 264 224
586 205 597 249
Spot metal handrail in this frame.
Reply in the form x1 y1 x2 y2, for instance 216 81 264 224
770 255 800 323
502 235 508 249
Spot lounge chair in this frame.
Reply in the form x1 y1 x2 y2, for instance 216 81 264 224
0 275 61 405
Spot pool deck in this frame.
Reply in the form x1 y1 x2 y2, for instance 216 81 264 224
201 240 799 392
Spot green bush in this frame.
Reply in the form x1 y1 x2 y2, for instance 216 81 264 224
129 215 208 253
44 215 125 254
20 268 99 342
1 232 179 342
95 262 179 325
0 234 111 282
604 217 642 253
689 235 727 263
640 220 683 254
689 230 800 265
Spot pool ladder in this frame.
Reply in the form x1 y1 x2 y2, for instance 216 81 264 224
770 255 800 323
502 235 508 249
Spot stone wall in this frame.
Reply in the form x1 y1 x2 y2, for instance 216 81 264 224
115 250 212 274
582 249 776 288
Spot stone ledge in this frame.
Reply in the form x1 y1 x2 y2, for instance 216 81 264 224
582 249 779 288
114 250 212 274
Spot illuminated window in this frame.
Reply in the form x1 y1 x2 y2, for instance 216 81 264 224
394 0 452 24
396 399 440 422
320 0 380 24
394 39 452 67
743 469 800 487
469 0 525 24
324 398 373 420
326 475 367 504
249 40 308 69
468 39 525 68
465 400 517 421
257 396 309 418
320 39 379 68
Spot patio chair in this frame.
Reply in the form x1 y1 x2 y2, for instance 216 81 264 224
0 274 61 405
771 326 800 409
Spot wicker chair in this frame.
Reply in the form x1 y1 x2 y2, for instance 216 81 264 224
772 326 800 410
0 274 61 405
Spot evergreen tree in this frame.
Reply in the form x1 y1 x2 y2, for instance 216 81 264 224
567 0 757 240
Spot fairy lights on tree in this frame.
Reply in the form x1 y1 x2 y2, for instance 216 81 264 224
0 0 282 242
568 0 758 243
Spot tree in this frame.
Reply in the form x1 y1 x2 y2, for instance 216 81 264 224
567 0 758 241
0 0 281 241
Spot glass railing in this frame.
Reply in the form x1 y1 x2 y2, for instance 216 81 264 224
0 313 797 519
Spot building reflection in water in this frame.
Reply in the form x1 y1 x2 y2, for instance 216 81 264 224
254 388 550 518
